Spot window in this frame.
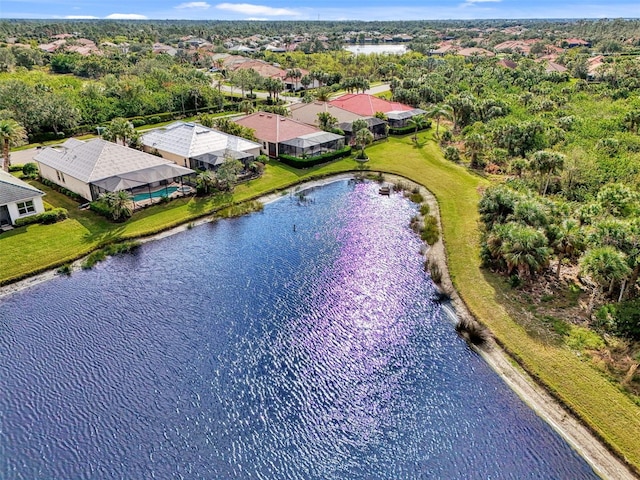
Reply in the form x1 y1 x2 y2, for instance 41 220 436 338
17 200 35 216
56 170 65 183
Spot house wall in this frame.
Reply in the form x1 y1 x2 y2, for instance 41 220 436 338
5 195 45 224
142 147 189 168
38 163 92 201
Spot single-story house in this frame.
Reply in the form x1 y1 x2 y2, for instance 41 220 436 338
141 122 261 171
235 112 345 158
329 94 426 128
35 138 194 203
289 101 388 142
0 169 45 227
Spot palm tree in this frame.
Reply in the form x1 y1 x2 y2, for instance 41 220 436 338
464 132 485 168
550 219 584 279
195 170 217 195
580 246 631 312
103 118 135 146
426 104 452 139
101 190 133 222
317 112 337 131
0 119 27 171
354 128 374 159
407 114 427 142
499 223 551 280
239 100 255 115
529 150 565 196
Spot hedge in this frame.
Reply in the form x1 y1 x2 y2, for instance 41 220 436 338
278 146 352 168
14 208 68 227
389 122 432 135
39 178 83 201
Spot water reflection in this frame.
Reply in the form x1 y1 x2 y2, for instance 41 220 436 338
0 180 597 479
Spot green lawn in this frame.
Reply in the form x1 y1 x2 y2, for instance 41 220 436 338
1 133 639 472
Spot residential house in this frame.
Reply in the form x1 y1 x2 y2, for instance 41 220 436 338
289 101 387 141
235 112 344 158
0 169 45 227
35 138 194 203
141 122 261 171
329 94 426 128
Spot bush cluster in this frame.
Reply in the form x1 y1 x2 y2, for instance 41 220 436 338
278 146 351 168
39 178 82 200
14 207 68 226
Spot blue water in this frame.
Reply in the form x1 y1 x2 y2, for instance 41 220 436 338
133 186 178 202
0 180 598 479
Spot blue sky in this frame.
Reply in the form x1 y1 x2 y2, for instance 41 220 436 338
1 0 639 21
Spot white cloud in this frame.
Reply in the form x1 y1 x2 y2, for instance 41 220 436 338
460 0 501 6
176 2 211 9
215 3 300 17
65 15 99 19
105 13 148 19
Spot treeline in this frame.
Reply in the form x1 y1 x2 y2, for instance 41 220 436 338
2 19 640 48
0 58 229 139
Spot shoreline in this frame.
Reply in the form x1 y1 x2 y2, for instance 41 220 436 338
0 172 636 479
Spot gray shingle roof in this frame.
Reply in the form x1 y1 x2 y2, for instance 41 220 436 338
34 138 185 183
279 131 343 149
141 122 260 159
386 108 427 121
91 164 194 191
0 169 44 206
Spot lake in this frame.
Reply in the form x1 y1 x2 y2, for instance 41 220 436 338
0 179 598 479
344 44 408 55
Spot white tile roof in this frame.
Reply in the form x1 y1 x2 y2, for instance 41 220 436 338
34 138 184 183
141 122 261 158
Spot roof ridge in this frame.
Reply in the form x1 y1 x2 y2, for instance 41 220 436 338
87 139 110 182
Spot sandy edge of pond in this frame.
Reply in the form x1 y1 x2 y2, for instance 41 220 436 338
0 172 636 480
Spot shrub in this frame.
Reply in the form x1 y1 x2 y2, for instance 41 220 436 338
409 192 424 203
596 300 640 340
420 203 430 215
146 116 162 125
8 164 24 172
57 264 72 276
444 146 461 163
278 146 351 168
455 317 490 346
131 118 147 128
14 208 68 226
420 215 439 245
426 259 442 284
22 162 38 178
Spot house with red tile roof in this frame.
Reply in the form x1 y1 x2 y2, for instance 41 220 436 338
235 112 344 158
329 94 425 128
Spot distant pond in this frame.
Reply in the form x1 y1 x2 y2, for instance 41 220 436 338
344 44 408 55
0 180 598 479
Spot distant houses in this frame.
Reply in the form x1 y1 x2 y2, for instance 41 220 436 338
34 138 194 203
0 169 45 227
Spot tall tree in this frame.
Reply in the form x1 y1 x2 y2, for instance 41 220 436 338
529 150 565 195
426 104 452 139
0 119 27 171
407 114 427 142
354 127 374 159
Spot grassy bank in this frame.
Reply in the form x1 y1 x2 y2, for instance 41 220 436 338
1 134 639 472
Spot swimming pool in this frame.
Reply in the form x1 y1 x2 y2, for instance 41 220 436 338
132 186 178 203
